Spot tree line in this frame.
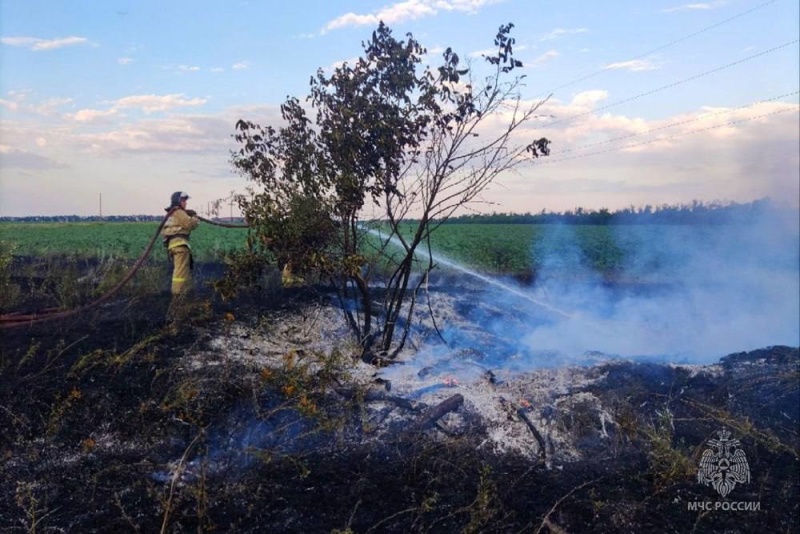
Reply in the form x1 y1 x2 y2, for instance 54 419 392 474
439 198 778 225
0 198 777 225
0 215 162 223
0 215 245 223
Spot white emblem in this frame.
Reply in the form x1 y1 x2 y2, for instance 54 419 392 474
697 428 750 497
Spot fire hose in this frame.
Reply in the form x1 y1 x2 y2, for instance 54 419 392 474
0 211 249 329
196 216 248 229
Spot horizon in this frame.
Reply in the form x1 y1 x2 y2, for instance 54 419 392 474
3 197 797 220
1 0 799 218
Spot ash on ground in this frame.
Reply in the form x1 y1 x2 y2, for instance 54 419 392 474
1 286 797 533
194 289 797 466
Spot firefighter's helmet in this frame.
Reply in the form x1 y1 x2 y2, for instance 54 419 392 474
168 191 190 208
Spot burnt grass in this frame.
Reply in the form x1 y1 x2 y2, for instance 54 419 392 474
1 266 798 533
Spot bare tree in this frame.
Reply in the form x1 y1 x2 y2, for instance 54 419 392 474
231 22 550 362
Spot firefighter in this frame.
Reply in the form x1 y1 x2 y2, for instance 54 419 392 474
281 262 305 287
162 191 200 296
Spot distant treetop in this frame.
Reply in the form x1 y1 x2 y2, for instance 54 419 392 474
428 198 779 225
0 198 782 225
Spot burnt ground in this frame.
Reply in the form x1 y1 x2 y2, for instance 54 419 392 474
0 269 798 533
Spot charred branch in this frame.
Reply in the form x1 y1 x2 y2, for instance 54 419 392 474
334 387 424 412
516 407 547 460
410 393 464 431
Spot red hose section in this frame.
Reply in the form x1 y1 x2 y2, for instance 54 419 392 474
1 208 179 329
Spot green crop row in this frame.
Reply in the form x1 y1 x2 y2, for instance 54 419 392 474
0 221 249 263
1 221 713 278
391 223 637 275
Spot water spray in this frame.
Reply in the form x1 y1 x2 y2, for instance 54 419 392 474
366 227 573 319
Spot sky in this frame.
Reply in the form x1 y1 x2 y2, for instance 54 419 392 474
1 0 798 217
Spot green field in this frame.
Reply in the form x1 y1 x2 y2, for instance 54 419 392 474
0 220 710 277
390 223 628 274
0 221 250 263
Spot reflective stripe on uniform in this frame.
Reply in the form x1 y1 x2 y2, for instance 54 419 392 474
168 240 191 250
168 239 193 295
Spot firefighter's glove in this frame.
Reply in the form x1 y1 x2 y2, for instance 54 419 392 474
186 209 197 217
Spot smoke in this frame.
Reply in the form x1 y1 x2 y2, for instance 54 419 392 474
151 399 325 484
511 209 798 364
155 211 797 475
404 208 799 369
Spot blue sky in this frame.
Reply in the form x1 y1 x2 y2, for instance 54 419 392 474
1 0 798 216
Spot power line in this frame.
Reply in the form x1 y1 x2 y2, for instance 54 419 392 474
540 39 798 129
537 106 799 165
557 90 800 155
533 0 782 99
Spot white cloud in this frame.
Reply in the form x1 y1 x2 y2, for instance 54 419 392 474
400 90 799 215
662 1 727 13
568 90 609 110
0 95 72 116
0 98 19 111
77 115 235 154
114 94 208 113
1 73 796 217
70 108 119 123
232 61 250 70
34 97 73 115
323 0 504 33
529 50 559 68
468 47 497 59
491 98 799 212
469 44 526 59
538 28 587 42
118 57 135 65
0 145 64 169
178 65 201 72
536 97 798 166
1 36 90 51
603 59 659 72
1 37 39 47
63 94 207 123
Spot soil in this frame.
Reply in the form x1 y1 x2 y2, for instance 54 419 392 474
0 272 798 533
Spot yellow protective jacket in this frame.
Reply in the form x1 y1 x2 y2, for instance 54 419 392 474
162 208 200 251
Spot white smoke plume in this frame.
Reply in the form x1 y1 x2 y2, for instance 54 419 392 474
485 209 800 365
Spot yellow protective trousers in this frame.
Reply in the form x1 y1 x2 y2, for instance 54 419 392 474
169 245 193 295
